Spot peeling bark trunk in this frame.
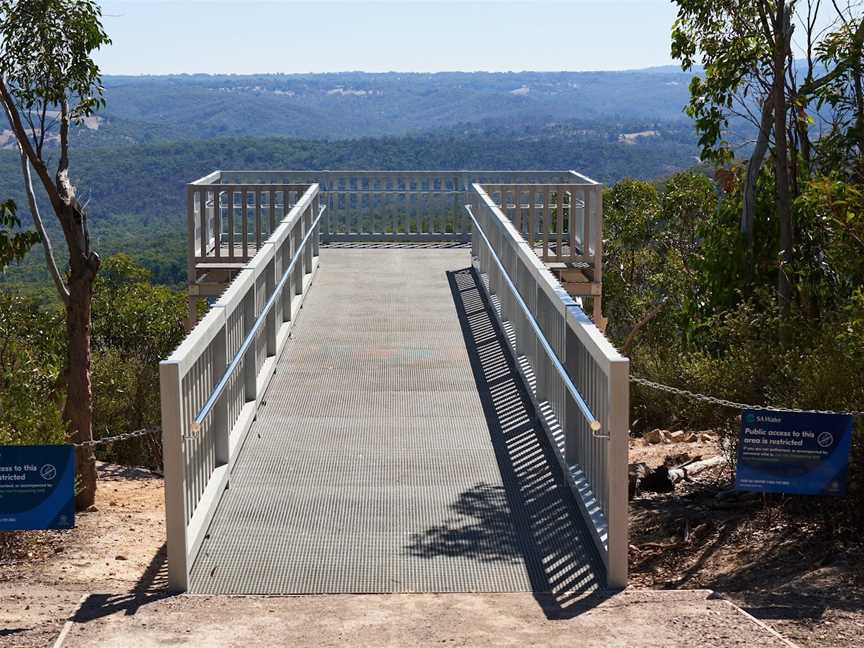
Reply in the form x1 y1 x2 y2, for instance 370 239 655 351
58 200 101 510
773 3 794 321
742 95 774 248
65 270 97 509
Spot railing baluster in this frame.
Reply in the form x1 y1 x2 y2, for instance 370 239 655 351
556 185 565 262
255 190 262 252
227 190 235 259
213 191 222 259
542 187 550 261
199 190 208 259
270 190 277 233
582 188 591 263
242 189 249 260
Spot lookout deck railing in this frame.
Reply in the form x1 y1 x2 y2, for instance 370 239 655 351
187 171 603 317
469 183 628 587
161 184 322 590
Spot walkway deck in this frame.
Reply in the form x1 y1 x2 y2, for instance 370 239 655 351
188 248 602 596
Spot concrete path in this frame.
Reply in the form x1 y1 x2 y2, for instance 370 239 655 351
59 590 795 648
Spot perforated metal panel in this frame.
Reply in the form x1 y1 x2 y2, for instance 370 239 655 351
188 249 602 596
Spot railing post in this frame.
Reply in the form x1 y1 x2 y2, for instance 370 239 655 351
159 360 188 592
592 186 604 322
303 203 313 274
292 220 303 296
186 186 198 332
312 193 321 259
242 289 257 403
265 258 277 357
280 231 294 322
563 325 581 470
605 356 630 589
212 324 229 466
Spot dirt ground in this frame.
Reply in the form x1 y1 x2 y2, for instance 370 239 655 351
59 590 792 648
0 463 165 648
629 436 864 648
0 454 852 647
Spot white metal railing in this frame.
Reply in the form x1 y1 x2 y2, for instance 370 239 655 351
160 184 322 591
192 170 592 246
468 183 629 588
481 177 603 268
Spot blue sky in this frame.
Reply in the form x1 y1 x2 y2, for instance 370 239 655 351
96 1 681 75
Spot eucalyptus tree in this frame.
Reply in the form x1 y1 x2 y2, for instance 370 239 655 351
671 0 864 317
0 0 110 507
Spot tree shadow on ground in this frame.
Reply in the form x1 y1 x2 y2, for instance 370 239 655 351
73 542 173 623
407 267 611 619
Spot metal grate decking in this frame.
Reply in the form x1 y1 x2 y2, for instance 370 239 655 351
188 249 603 597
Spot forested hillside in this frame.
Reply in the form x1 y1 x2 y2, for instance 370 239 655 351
28 70 697 144
0 120 699 290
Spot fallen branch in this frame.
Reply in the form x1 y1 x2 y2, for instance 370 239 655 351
621 296 669 355
667 456 726 483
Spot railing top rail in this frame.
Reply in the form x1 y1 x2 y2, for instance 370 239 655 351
478 183 600 188
161 304 226 375
189 170 222 186
568 170 602 185
194 184 316 191
201 169 597 186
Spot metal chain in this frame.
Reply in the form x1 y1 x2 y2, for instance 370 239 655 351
69 426 160 448
630 376 864 417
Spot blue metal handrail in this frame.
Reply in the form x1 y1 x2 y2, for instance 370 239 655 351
466 204 603 434
192 205 325 429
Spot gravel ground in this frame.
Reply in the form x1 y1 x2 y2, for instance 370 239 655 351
59 590 792 648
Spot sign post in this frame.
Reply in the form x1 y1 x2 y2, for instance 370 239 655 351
736 410 853 496
0 445 75 530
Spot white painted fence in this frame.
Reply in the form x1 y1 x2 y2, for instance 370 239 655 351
469 183 629 588
194 170 594 245
160 184 322 591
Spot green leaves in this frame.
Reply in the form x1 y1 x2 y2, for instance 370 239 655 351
0 199 39 270
670 1 772 162
0 0 110 122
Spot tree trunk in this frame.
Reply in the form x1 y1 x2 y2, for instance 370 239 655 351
58 197 101 510
742 93 774 285
65 268 97 509
773 2 794 322
853 55 864 182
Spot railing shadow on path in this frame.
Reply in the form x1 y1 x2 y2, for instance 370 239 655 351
406 267 613 620
72 542 173 624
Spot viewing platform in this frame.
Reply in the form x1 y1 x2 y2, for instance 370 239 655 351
186 171 605 324
160 172 628 598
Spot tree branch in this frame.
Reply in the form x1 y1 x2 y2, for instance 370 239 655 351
0 78 64 212
36 98 48 158
56 97 75 205
621 297 669 356
798 17 864 95
18 149 70 306
743 93 775 241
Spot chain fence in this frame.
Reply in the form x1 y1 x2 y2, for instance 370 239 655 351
63 376 862 448
631 376 864 418
69 426 160 448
